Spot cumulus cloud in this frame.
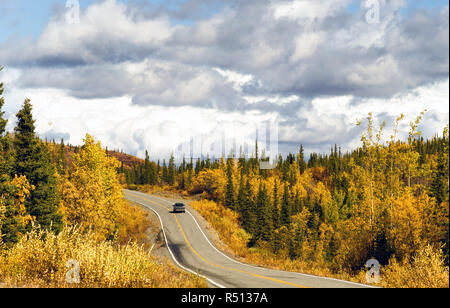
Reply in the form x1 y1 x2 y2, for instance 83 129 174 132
0 0 448 158
2 0 448 101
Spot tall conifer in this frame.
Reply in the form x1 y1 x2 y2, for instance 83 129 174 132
14 99 62 232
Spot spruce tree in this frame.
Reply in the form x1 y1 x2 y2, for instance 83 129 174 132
272 180 280 229
225 159 235 209
168 153 175 186
187 158 193 189
280 183 291 226
237 176 245 215
56 138 66 175
298 145 306 174
194 158 199 174
289 224 304 260
180 172 185 190
255 183 273 242
241 179 255 234
161 159 166 183
14 99 62 232
431 149 448 204
144 150 152 184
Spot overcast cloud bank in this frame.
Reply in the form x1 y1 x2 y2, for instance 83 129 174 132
0 0 448 159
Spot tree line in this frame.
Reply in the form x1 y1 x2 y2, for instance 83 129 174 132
123 113 449 271
1 69 148 246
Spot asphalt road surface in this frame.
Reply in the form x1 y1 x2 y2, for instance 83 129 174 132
124 189 374 289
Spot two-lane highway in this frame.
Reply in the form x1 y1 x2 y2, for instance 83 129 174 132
124 189 373 288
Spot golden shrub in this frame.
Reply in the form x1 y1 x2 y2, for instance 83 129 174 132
0 226 207 288
380 245 449 288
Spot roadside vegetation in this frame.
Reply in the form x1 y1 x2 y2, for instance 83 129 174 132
0 226 206 288
123 112 449 288
1 65 448 288
0 69 206 288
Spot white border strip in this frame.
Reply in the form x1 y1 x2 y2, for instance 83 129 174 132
137 192 377 289
131 199 226 289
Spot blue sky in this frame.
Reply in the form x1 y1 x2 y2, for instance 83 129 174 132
0 0 224 43
1 0 448 43
346 0 450 14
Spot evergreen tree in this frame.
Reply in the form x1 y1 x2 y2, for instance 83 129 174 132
180 172 186 190
225 159 235 209
280 183 291 226
431 149 449 205
255 183 273 242
205 155 211 169
0 72 30 245
144 150 156 185
181 155 186 173
237 176 245 214
13 99 62 232
168 153 175 186
157 160 161 183
272 180 280 230
289 224 304 260
298 145 306 174
56 138 67 175
162 159 168 183
187 158 193 190
293 190 300 215
195 158 201 174
241 179 255 235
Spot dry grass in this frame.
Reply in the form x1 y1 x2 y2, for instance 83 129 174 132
125 184 193 200
0 226 207 288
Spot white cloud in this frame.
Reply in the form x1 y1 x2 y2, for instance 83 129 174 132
273 0 348 20
291 32 324 62
0 0 448 159
213 68 254 91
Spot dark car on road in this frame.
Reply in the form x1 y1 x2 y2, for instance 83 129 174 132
173 203 186 213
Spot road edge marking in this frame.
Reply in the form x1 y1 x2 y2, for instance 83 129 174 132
131 199 226 289
128 192 309 288
134 191 378 289
171 211 309 288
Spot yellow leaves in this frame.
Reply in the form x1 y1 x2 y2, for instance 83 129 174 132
0 197 5 243
332 217 373 271
115 202 150 245
190 200 250 256
387 191 426 259
58 134 150 244
11 175 34 209
191 169 227 202
8 175 34 227
409 110 427 140
381 245 449 288
60 134 128 242
0 226 207 288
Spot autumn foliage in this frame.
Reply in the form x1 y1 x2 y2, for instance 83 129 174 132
1 77 205 287
0 226 206 288
58 134 149 243
125 113 449 288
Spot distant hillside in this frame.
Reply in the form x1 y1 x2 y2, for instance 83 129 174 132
44 139 143 171
106 150 144 169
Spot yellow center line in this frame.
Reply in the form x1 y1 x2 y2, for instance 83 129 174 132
126 191 309 289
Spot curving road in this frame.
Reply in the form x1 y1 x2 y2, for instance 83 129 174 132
124 189 373 289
